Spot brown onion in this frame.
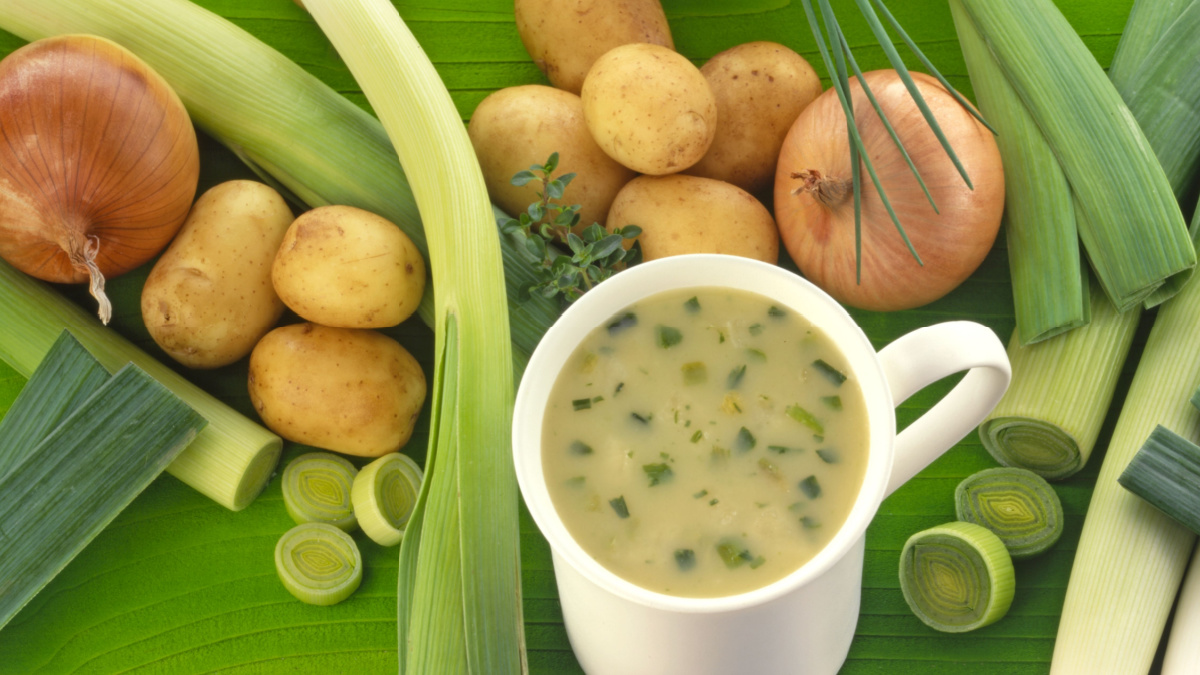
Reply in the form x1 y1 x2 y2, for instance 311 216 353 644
774 69 1004 312
0 34 199 323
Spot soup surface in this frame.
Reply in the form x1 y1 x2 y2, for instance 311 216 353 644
542 287 869 597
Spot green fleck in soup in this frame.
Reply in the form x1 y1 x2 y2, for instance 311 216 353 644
541 287 868 597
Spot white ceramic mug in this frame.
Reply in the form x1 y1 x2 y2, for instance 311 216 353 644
513 254 1011 675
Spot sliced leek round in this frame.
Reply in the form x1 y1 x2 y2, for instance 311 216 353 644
274 522 362 606
281 452 358 531
350 452 423 546
955 467 1063 559
899 521 1015 633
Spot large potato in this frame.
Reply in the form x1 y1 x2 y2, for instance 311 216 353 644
606 174 778 263
248 323 426 457
272 205 425 328
688 42 823 197
582 43 718 175
469 85 635 234
141 180 293 369
514 0 673 94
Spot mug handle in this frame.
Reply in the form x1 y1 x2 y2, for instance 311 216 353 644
876 321 1011 497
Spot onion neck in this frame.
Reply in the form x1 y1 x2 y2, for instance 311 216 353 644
65 233 112 325
790 170 853 209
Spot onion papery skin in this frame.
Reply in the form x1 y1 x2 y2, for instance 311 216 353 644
955 467 1064 559
774 70 1004 312
0 35 199 321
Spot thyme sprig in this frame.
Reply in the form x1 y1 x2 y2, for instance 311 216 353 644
498 153 641 304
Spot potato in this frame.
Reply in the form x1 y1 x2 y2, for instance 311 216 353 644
272 205 425 328
514 0 673 95
582 43 718 176
606 174 778 263
688 42 823 197
469 85 635 234
141 180 293 369
248 323 426 457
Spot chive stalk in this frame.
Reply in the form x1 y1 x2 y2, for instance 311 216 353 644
0 362 206 628
955 467 1063 559
274 522 363 606
898 521 1015 633
281 452 359 532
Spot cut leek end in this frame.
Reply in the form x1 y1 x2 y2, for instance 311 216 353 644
351 452 422 547
1118 425 1200 535
955 467 1064 559
281 452 359 531
899 521 1015 633
978 416 1082 480
274 522 362 606
230 437 284 511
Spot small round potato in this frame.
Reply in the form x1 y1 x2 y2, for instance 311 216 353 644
606 174 779 263
582 43 718 175
141 180 294 369
514 0 673 94
469 85 635 234
248 323 427 457
688 42 823 197
272 205 425 329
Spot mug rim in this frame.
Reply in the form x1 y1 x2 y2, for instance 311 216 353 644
513 254 897 613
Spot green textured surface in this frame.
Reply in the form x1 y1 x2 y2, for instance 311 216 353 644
0 0 1146 672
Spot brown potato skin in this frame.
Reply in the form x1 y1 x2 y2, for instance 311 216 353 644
141 180 293 369
469 85 635 234
687 41 823 198
247 323 427 457
514 0 673 94
606 174 778 263
582 43 717 175
271 205 426 329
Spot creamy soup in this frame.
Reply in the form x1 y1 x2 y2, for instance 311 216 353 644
542 287 869 598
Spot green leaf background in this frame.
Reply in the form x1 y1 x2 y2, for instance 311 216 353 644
0 0 1146 672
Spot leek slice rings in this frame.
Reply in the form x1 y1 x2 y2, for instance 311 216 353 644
275 522 362 606
351 452 423 546
899 521 1015 633
281 451 358 531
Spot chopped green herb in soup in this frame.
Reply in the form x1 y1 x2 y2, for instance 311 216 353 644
542 287 868 597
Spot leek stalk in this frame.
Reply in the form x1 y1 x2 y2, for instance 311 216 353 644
1164 545 1200 673
0 332 108 481
0 361 206 629
954 0 1195 312
950 0 1085 343
1050 258 1200 673
0 0 560 373
0 260 281 511
978 277 1139 480
300 1 522 672
1118 425 1200 535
